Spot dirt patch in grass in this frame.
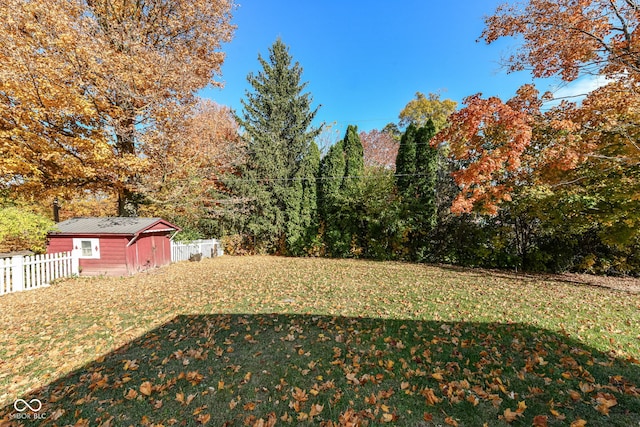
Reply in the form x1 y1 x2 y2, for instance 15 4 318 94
558 273 640 293
437 263 640 294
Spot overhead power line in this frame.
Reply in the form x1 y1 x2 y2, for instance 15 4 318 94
209 172 439 184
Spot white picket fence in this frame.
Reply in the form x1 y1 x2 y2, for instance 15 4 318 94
171 239 223 262
0 251 80 296
0 239 223 297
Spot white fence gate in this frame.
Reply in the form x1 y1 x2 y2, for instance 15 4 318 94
170 239 223 262
0 251 80 296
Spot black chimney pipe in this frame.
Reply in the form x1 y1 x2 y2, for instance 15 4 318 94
53 197 60 223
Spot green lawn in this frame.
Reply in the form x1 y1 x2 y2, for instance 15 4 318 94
0 256 639 426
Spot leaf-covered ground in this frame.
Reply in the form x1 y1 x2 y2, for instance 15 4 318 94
0 256 639 426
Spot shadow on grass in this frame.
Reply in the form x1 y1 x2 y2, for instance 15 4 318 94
1 314 639 426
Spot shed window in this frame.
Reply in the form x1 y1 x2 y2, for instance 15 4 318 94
81 240 92 257
73 238 100 259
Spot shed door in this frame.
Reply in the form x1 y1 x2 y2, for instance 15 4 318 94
151 235 161 267
137 233 170 270
150 234 170 266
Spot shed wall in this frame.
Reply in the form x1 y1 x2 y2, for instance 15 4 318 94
47 235 129 276
47 236 73 254
80 236 128 276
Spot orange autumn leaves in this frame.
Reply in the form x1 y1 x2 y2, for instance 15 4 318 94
434 80 639 216
501 400 527 423
434 0 640 216
482 0 639 81
434 86 536 214
287 387 324 421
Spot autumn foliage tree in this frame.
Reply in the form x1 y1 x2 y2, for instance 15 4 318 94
433 85 539 214
429 0 640 272
139 100 242 235
483 0 640 82
0 206 54 253
359 129 399 170
437 0 640 214
482 0 640 172
399 92 457 131
0 0 235 215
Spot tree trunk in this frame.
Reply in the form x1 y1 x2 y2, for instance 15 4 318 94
115 109 138 217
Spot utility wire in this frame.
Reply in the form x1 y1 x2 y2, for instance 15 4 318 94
210 172 441 184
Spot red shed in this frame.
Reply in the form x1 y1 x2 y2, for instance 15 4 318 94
47 217 181 276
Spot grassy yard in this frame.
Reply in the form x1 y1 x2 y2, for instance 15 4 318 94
0 256 639 426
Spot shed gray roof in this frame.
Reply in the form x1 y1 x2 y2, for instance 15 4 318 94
52 217 177 235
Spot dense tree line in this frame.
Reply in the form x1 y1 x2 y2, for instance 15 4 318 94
216 37 639 275
2 1 638 276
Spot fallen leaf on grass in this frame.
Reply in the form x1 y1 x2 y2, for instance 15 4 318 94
381 413 395 423
49 408 65 420
123 359 139 371
502 408 522 423
176 392 196 406
196 413 211 425
444 416 459 426
532 415 548 427
97 417 114 427
421 388 441 405
292 387 308 402
309 404 323 416
139 381 153 396
579 382 595 393
595 393 617 415
466 395 479 406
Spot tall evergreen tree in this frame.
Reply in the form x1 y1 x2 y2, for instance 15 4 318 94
235 39 321 253
290 140 321 255
411 120 439 258
318 126 366 257
318 140 345 222
395 122 439 260
341 125 364 190
395 124 418 198
415 119 438 230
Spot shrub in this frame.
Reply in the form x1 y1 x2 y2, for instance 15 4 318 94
0 207 55 253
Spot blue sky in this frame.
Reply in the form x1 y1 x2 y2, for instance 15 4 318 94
200 1 589 136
